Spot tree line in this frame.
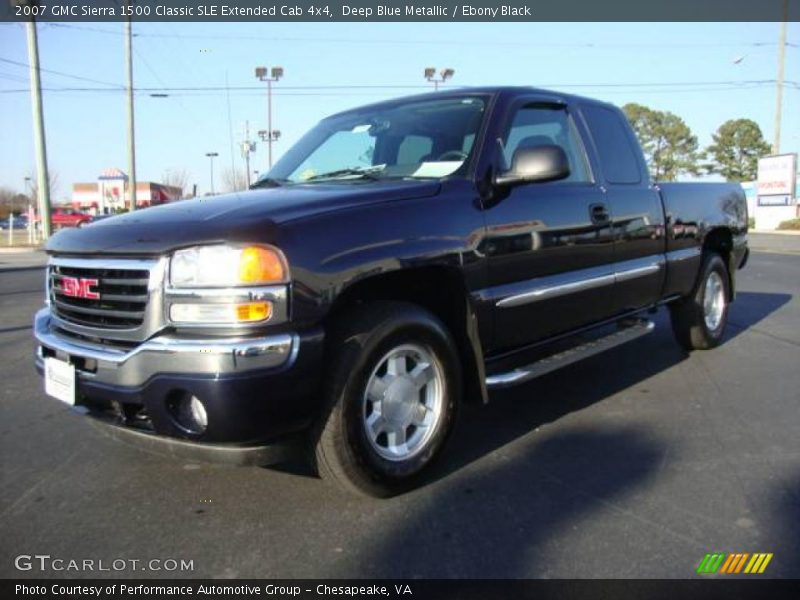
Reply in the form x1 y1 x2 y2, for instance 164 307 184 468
622 103 772 182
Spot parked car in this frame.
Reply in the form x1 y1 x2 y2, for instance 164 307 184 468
0 214 29 229
34 87 748 497
51 207 92 228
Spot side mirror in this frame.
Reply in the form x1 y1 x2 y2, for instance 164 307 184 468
495 144 570 187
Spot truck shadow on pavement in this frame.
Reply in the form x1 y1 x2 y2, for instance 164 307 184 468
354 292 792 577
360 425 665 578
420 291 791 486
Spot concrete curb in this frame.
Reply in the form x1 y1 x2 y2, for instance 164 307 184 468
751 229 800 236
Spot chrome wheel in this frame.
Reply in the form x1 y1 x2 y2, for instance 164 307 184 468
703 271 726 331
362 343 445 462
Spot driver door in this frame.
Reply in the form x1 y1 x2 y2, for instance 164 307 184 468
483 100 615 351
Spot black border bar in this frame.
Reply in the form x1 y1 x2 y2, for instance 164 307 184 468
2 0 799 23
5 579 800 600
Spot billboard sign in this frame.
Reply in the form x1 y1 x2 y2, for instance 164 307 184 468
757 154 797 198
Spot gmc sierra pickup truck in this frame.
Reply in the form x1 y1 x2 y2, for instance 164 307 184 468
34 87 748 497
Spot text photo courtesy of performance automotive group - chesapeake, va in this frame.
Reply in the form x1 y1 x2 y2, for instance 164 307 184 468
1 1 799 598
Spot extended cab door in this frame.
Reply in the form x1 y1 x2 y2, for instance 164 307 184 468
578 104 667 314
481 99 615 351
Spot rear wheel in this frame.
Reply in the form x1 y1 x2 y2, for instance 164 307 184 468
669 252 730 351
313 302 461 497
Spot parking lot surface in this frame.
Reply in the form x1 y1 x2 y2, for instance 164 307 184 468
1 250 798 578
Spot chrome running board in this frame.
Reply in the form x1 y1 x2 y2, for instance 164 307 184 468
485 318 655 389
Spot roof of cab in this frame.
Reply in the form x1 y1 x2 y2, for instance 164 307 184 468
324 86 616 120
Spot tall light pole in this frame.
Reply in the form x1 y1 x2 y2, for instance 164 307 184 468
125 1 137 211
424 67 455 91
773 0 788 154
258 128 281 168
205 152 218 195
25 17 52 239
255 66 283 169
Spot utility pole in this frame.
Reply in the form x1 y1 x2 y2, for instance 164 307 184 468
773 0 788 154
205 152 218 194
255 66 283 169
241 121 255 188
125 1 137 211
424 67 455 91
25 18 52 240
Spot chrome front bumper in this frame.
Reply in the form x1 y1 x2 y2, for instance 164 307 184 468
33 308 297 388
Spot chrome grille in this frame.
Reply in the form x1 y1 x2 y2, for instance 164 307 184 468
48 256 166 342
51 265 149 328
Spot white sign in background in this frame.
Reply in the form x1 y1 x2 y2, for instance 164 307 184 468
757 153 797 198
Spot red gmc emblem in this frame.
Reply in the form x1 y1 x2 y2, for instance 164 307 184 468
61 276 100 300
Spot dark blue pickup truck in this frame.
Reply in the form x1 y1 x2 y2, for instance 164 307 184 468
34 87 748 497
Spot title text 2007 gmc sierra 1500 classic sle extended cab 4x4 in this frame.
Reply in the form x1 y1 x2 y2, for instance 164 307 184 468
34 88 748 497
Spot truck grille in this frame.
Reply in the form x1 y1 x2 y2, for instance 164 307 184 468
50 264 149 329
47 257 165 342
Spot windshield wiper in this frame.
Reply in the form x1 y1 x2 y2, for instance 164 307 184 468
303 167 384 182
250 177 288 189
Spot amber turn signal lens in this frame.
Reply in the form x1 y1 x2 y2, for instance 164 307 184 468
236 301 272 322
239 246 286 284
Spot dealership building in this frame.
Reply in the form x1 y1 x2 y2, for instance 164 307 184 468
71 168 183 214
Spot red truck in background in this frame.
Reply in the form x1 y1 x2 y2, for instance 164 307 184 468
50 208 92 229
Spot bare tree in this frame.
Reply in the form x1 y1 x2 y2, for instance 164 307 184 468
221 167 248 193
28 170 60 205
0 187 29 219
161 168 190 195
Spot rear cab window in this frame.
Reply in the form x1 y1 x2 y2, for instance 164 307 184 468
580 104 644 185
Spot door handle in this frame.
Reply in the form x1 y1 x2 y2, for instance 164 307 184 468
590 203 610 224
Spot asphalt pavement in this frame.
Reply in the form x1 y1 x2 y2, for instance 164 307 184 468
0 247 798 579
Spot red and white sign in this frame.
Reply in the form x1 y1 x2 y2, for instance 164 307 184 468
757 154 797 197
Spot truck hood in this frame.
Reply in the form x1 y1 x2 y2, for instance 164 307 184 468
47 179 441 255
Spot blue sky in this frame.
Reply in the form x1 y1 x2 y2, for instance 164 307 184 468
0 21 797 199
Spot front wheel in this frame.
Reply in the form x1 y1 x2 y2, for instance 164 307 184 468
669 252 730 351
313 302 462 497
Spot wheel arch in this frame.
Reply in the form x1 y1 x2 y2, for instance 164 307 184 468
324 266 488 405
703 227 735 300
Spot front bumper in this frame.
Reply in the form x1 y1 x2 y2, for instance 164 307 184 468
34 308 324 449
34 308 297 388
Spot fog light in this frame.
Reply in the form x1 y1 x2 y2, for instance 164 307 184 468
167 391 208 434
170 301 272 324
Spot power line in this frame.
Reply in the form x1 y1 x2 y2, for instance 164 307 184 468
42 24 800 49
2 80 795 95
0 57 123 88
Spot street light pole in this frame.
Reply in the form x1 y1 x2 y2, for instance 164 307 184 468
255 66 284 169
773 0 788 154
25 19 52 240
205 152 218 195
125 1 137 211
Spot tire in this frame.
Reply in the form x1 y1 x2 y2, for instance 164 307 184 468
669 252 730 351
313 301 462 498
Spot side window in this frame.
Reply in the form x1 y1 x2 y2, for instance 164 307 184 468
503 104 591 183
397 135 433 164
581 104 642 184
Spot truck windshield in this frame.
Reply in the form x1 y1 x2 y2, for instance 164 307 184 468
257 96 486 185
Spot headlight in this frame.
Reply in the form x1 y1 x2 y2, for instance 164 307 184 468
169 244 288 288
166 244 288 326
